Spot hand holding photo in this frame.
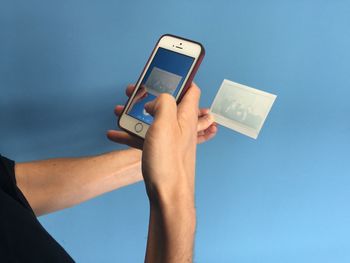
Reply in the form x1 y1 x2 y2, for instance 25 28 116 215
210 79 277 139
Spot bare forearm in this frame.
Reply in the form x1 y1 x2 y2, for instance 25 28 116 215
15 149 142 216
145 183 196 263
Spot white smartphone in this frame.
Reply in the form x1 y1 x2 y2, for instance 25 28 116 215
118 34 205 139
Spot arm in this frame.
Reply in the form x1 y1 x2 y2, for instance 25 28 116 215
15 149 142 216
15 86 215 218
141 83 201 262
145 194 196 262
107 83 216 262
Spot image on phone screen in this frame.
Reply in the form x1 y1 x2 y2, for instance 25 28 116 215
126 47 195 124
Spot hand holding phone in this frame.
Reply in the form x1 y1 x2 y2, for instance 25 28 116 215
107 83 217 149
141 84 201 262
118 34 205 139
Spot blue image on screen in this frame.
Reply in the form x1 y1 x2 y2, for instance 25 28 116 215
127 47 195 124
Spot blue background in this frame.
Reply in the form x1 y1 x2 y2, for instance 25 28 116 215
128 47 194 124
1 0 349 262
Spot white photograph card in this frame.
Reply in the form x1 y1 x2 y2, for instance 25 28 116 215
210 79 277 139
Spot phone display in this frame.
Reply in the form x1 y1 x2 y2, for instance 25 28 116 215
126 47 195 124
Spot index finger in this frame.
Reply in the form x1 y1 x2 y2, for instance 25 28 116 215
126 84 136 97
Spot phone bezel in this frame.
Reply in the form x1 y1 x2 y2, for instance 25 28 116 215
119 34 204 139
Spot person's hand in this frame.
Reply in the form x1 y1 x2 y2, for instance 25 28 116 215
142 83 202 262
107 83 217 149
141 83 200 203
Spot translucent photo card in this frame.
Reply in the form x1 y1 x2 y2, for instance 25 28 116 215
210 79 277 139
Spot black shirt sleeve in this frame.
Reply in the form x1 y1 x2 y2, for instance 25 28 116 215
0 155 74 262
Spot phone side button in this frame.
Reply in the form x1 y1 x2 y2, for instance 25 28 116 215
135 123 143 133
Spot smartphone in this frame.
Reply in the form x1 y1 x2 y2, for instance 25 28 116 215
118 34 205 139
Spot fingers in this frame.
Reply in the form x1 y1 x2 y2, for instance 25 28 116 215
126 84 135 97
106 130 143 149
197 124 218 144
198 108 209 117
144 94 177 122
115 105 213 130
114 105 124 116
197 111 215 132
113 84 135 116
113 84 135 117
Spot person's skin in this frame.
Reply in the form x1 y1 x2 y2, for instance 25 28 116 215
107 84 217 148
15 149 142 215
14 83 216 262
15 84 217 218
143 84 201 262
111 83 206 262
109 83 218 263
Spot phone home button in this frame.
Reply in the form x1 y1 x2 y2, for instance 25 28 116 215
134 123 143 133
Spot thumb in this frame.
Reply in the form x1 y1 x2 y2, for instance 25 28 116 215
144 94 177 122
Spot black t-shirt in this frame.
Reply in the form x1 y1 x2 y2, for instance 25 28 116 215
0 155 74 262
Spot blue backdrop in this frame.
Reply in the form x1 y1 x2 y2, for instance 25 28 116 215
1 1 350 262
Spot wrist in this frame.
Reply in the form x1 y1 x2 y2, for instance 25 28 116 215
147 188 196 262
149 192 196 231
147 177 196 218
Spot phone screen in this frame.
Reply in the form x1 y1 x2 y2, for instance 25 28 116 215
126 47 195 124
